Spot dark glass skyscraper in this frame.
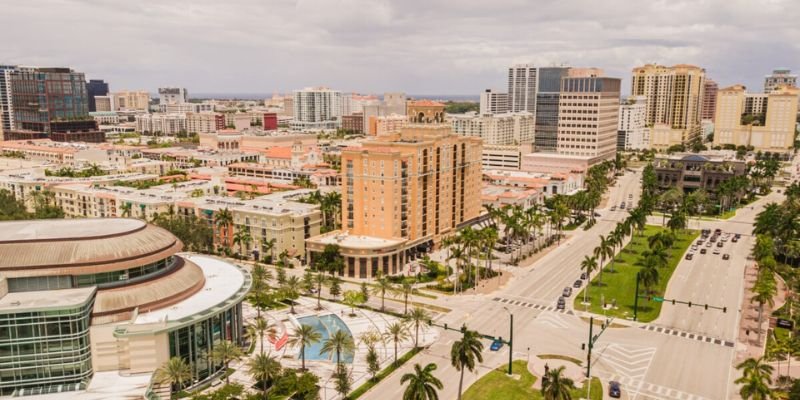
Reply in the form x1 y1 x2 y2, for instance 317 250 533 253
535 67 570 153
10 67 89 133
85 79 109 112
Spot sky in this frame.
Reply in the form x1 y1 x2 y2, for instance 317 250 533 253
2 0 799 97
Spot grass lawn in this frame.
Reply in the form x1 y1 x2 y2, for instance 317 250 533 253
574 225 699 322
462 360 602 400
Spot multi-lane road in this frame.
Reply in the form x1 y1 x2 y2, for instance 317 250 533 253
361 167 786 400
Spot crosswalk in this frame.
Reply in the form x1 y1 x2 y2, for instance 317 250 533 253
595 372 713 400
639 324 734 348
492 296 575 315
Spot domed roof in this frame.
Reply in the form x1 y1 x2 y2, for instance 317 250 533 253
0 218 182 275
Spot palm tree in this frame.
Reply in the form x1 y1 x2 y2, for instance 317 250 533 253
540 365 576 400
261 237 277 263
401 363 444 400
153 357 193 399
120 202 132 218
282 275 302 314
752 272 777 345
321 329 355 367
638 257 660 294
372 274 396 311
447 244 466 294
287 324 322 371
406 307 431 348
595 234 613 283
735 357 774 400
251 316 276 355
214 208 234 248
580 256 598 304
399 281 414 314
247 352 282 396
232 227 252 257
313 272 327 309
209 340 243 384
384 321 411 365
450 328 484 400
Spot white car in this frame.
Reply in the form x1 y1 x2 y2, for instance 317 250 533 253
713 248 721 255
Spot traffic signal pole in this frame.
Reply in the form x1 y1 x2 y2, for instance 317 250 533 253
633 271 640 321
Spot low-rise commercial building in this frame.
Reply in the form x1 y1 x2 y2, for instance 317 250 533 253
653 152 747 191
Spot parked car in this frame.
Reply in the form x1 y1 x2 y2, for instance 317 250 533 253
563 287 573 297
580 272 588 280
610 206 617 211
557 297 566 310
706 242 712 248
709 236 717 243
732 237 739 243
573 279 583 288
685 253 694 260
714 228 722 235
734 233 742 239
697 239 705 246
713 248 721 255
700 248 707 254
609 381 622 398
723 253 730 260
717 241 724 248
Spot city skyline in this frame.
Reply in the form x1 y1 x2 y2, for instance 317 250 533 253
2 0 797 95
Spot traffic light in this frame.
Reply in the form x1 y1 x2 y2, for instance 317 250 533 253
704 304 708 310
443 323 448 330
688 301 692 308
581 343 586 350
723 307 727 313
672 299 676 305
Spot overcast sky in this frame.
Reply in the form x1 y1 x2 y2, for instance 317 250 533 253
2 0 798 97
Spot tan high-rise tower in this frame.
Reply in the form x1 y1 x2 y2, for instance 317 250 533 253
631 64 705 149
713 85 798 153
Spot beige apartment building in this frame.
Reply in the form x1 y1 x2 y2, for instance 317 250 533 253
186 112 225 134
306 124 482 278
713 85 799 153
112 90 151 111
557 76 621 164
631 64 705 149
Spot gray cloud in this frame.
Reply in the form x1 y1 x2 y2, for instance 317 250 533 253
2 0 798 96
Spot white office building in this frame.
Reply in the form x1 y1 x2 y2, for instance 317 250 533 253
158 87 188 105
617 96 649 150
508 64 538 114
479 89 509 115
291 87 344 130
135 113 187 135
450 111 534 146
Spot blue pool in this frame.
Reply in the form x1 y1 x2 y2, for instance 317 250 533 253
296 314 355 363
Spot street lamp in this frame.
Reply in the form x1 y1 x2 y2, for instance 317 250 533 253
502 306 514 376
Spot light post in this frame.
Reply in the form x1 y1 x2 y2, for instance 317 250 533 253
503 306 514 376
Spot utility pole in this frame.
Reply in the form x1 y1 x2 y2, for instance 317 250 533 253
633 271 640 321
508 311 514 375
583 316 614 379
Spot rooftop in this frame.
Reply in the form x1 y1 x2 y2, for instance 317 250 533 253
309 231 406 250
132 254 247 325
0 218 145 242
0 286 95 313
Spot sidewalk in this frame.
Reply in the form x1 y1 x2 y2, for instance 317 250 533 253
734 261 788 362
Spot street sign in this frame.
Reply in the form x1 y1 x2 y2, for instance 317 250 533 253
776 318 795 330
652 297 664 302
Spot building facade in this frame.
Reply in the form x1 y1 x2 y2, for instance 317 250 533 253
10 67 90 133
701 79 718 121
292 87 344 130
535 66 570 152
449 111 534 145
556 76 621 163
407 100 445 123
342 113 364 134
508 64 537 114
158 87 188 105
631 64 706 149
653 153 746 192
617 96 649 150
0 65 17 131
479 89 509 115
186 112 225 134
764 69 797 93
713 85 799 153
86 79 109 112
306 125 482 278
112 91 150 112
136 113 187 135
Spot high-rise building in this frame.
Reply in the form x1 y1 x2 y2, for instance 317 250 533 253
507 64 538 114
158 87 187 105
291 87 344 130
556 75 621 163
306 125 482 278
86 79 109 112
631 64 705 149
112 90 150 112
534 66 570 152
9 67 90 133
701 79 718 121
713 85 799 153
0 65 19 131
744 93 769 115
764 69 797 93
93 95 113 112
450 111 534 145
479 89 509 115
617 96 649 150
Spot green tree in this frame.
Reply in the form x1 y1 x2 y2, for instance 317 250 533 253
360 281 370 303
328 276 343 299
540 365 577 400
321 329 355 367
399 281 414 314
384 321 411 365
450 328 484 400
281 276 302 314
334 364 352 399
153 357 193 399
401 363 444 400
735 357 774 400
287 324 322 371
209 340 243 384
372 274 396 311
343 290 364 316
580 256 598 304
313 272 327 309
247 353 282 396
405 307 431 348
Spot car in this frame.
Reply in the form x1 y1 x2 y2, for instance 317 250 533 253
610 206 617 211
734 233 742 239
697 239 705 246
621 202 626 207
609 381 622 398
714 228 722 235
685 253 694 260
710 236 717 243
490 339 504 351
573 279 583 288
557 297 566 310
691 245 698 251
713 248 721 255
723 253 730 260
594 212 602 217
701 229 711 237
700 248 707 254
717 241 724 248
732 237 739 243
580 272 588 280
563 287 573 297
706 242 712 248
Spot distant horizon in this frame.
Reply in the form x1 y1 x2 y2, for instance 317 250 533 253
188 93 481 102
